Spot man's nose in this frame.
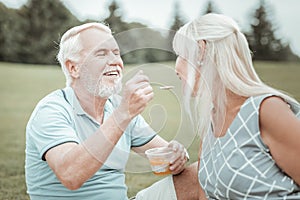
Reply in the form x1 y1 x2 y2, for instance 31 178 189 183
107 52 121 65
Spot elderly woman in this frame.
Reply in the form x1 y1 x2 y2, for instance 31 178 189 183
173 13 300 199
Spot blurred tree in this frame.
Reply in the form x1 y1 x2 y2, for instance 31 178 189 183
169 0 186 33
13 0 80 64
103 0 171 63
167 0 186 60
115 22 171 64
0 3 24 62
103 0 128 34
202 0 220 15
246 0 298 61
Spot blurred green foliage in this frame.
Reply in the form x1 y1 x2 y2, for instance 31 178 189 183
0 0 81 64
0 0 299 65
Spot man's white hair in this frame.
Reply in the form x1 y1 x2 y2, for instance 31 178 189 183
173 13 298 138
57 23 111 86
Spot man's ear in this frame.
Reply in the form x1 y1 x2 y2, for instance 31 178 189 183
65 60 79 78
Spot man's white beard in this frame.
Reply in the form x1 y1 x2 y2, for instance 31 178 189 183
97 77 122 98
83 74 123 98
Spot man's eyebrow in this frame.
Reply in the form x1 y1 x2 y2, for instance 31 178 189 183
94 48 106 53
93 48 119 53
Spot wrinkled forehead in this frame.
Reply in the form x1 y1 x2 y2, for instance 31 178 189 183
79 28 119 53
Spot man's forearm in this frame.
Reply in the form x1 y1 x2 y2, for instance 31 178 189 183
46 109 131 190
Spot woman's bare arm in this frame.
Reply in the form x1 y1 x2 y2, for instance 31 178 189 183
260 96 300 185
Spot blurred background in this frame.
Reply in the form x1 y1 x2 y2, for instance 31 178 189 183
1 0 300 64
0 0 300 199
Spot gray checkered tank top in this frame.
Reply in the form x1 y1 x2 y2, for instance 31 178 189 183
199 94 300 199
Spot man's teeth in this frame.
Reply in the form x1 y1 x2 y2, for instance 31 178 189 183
104 70 119 76
103 66 122 76
107 71 118 76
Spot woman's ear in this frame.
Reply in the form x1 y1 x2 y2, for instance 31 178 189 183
65 60 79 79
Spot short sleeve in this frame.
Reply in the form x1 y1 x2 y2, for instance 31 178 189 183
27 100 79 160
130 115 157 147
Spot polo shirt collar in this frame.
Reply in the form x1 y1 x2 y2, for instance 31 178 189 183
63 87 111 118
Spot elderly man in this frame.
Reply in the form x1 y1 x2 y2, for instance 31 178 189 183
25 22 199 200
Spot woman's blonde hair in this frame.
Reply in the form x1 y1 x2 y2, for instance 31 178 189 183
173 13 298 138
57 22 111 86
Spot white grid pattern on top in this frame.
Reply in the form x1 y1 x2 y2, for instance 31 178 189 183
199 94 300 199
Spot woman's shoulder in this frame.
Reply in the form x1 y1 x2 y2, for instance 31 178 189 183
239 94 278 113
260 95 289 115
254 94 300 116
259 95 299 143
247 94 299 110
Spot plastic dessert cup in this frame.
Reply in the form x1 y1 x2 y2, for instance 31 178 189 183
145 147 174 175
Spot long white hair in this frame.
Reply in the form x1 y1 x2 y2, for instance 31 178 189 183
57 23 111 86
173 13 298 138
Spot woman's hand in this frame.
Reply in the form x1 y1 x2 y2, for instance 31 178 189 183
168 140 189 175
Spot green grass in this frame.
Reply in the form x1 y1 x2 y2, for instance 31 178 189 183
0 61 299 199
0 63 65 200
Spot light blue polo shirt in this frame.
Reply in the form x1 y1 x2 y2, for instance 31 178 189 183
25 87 156 200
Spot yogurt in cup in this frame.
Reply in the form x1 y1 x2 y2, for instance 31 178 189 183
145 147 174 175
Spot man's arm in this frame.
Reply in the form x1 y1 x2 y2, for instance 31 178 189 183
45 110 131 190
45 71 153 190
131 135 169 154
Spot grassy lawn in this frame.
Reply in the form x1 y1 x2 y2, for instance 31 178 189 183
0 61 299 199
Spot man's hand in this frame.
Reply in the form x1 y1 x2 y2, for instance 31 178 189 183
117 70 153 122
168 140 189 175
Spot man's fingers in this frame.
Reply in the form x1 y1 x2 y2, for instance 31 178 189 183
140 85 153 95
143 91 154 102
127 70 149 85
133 89 154 105
125 71 152 95
131 81 151 92
119 70 154 119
